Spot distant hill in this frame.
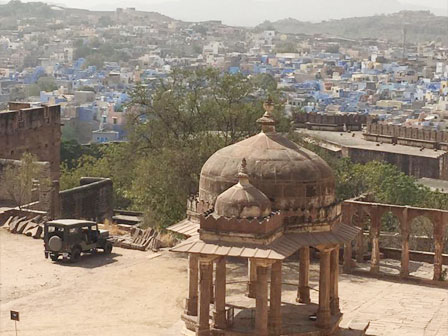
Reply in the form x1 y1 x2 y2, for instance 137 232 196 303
256 11 448 44
0 1 173 23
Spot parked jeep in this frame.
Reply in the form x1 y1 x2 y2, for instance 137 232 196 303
44 219 113 262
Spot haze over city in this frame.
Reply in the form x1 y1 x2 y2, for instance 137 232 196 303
15 0 448 26
1 1 448 336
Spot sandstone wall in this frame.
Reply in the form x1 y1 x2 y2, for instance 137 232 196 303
295 112 367 131
60 177 113 223
364 122 448 151
0 103 61 180
342 147 445 179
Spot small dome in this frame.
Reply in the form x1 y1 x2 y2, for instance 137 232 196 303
214 159 272 218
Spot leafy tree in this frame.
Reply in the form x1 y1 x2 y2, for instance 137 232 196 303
37 76 57 92
61 68 290 229
1 153 45 209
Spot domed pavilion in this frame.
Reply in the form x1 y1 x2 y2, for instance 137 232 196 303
169 100 359 336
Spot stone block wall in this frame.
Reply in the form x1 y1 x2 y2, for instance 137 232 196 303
0 103 61 180
342 147 446 179
59 177 113 223
364 122 448 151
295 112 367 131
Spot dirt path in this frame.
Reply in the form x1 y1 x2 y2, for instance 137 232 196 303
0 229 187 336
1 229 447 336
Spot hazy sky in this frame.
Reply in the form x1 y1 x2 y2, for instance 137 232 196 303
19 0 448 26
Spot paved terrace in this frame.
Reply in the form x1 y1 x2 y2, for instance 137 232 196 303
0 230 447 336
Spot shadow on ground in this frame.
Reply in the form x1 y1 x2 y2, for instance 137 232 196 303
54 251 121 268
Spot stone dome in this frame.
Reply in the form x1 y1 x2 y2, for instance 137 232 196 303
199 102 335 212
214 159 272 218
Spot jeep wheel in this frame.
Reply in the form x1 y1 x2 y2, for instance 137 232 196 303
50 254 59 261
103 242 113 254
70 247 81 263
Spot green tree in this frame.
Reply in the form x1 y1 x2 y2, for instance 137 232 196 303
1 153 44 208
37 76 57 92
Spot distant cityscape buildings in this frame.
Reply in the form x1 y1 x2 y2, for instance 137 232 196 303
0 5 447 146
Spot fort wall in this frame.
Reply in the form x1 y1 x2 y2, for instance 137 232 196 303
0 103 61 180
364 122 448 150
60 177 113 223
295 112 367 131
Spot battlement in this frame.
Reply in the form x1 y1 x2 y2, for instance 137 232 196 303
200 211 283 236
0 103 61 180
364 121 448 150
295 112 367 131
0 103 60 136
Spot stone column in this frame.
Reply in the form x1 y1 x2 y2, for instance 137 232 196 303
269 261 282 335
317 248 332 329
297 246 311 303
433 218 446 281
198 257 213 336
213 257 227 329
356 225 365 263
209 261 214 304
330 247 340 315
400 208 410 278
247 259 257 298
342 203 353 273
185 254 198 316
370 208 380 274
343 242 353 273
255 264 269 336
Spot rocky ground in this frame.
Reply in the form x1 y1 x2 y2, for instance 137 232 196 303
0 229 447 336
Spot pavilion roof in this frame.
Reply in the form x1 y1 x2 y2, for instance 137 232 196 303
170 223 359 260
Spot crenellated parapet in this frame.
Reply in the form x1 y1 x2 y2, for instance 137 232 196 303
0 103 61 180
200 211 283 236
295 112 367 131
364 121 448 150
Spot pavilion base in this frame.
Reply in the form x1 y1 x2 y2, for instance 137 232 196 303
182 303 343 336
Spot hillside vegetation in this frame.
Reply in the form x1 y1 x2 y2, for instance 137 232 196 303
257 11 448 44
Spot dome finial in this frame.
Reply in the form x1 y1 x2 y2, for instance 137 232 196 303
238 158 249 184
257 97 276 133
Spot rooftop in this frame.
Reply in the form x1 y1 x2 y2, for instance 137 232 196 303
296 129 447 159
46 219 96 226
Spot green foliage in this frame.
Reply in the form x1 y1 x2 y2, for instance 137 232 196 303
36 77 57 92
60 140 102 169
1 152 44 208
60 144 133 209
0 1 55 18
61 68 290 229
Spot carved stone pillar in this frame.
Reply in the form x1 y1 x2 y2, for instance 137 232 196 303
297 246 311 303
213 257 226 329
185 254 198 316
356 215 364 263
343 242 353 273
247 259 257 298
342 203 353 273
269 261 282 335
198 257 213 336
317 248 332 329
255 263 269 336
433 217 446 281
370 208 380 273
400 208 410 278
330 246 340 315
209 261 214 304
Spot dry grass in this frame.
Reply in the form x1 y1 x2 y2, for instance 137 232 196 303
158 231 178 248
100 220 127 236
